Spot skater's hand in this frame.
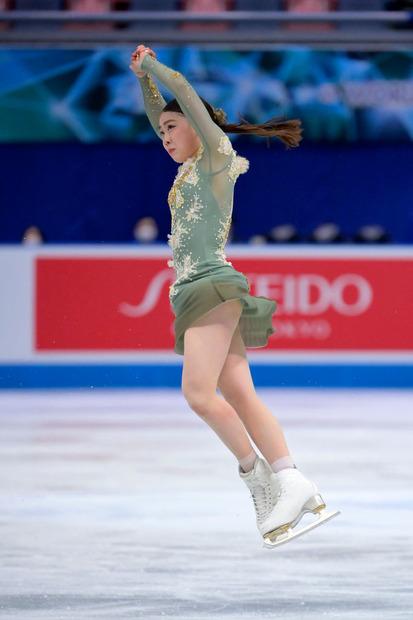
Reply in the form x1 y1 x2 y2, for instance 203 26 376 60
130 45 156 78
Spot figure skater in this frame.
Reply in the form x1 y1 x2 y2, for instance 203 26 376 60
130 45 339 547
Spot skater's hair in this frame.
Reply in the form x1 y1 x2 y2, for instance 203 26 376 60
162 98 303 149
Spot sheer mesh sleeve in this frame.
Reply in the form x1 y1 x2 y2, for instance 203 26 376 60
141 55 232 172
138 73 167 139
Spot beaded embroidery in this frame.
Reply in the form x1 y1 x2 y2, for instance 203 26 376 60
218 135 233 156
228 154 249 182
218 136 249 182
168 145 204 209
184 168 199 186
185 194 204 222
146 74 161 105
167 220 189 251
215 216 233 265
176 255 199 281
169 255 200 298
215 248 231 265
139 56 253 304
174 188 184 210
217 216 231 245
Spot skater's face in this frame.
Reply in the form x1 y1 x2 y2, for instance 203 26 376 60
159 112 201 163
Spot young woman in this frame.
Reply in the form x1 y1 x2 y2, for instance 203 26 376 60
130 45 339 547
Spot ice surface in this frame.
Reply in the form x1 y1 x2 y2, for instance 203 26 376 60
0 388 412 619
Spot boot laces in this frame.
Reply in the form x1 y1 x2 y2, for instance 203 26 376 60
249 479 273 524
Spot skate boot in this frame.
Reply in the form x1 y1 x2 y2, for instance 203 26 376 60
239 458 277 537
262 468 340 548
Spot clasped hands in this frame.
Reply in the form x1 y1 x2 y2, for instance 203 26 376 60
130 44 156 77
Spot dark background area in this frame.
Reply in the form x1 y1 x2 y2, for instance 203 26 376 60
1 140 412 244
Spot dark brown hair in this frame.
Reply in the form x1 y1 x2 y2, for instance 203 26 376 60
162 97 302 149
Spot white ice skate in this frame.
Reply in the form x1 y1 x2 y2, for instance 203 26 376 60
239 458 277 536
262 468 340 549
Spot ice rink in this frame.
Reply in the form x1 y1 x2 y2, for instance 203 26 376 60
1 388 412 620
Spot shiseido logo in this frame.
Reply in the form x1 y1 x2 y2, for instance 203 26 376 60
119 269 174 317
251 273 373 317
119 270 373 319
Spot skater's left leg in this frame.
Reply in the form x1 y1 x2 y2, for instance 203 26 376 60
218 327 337 543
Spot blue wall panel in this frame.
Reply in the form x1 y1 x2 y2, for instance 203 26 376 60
1 141 413 244
1 363 412 389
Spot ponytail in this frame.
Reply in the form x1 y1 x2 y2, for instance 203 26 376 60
221 114 302 149
162 98 302 149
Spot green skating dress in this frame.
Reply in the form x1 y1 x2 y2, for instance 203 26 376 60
139 55 276 355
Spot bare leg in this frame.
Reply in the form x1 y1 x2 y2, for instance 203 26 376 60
182 301 254 461
218 326 291 465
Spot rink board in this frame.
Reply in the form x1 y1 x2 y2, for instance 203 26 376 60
1 245 413 388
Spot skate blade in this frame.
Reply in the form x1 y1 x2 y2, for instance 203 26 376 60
263 508 341 549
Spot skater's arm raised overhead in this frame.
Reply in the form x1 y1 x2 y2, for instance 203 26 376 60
131 47 302 160
137 53 231 172
131 47 167 139
138 73 168 139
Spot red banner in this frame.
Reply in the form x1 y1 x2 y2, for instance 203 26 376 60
35 254 413 352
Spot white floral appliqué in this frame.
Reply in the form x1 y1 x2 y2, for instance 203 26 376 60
228 154 249 182
175 255 199 281
184 167 199 186
215 216 233 266
218 135 233 156
167 220 188 251
169 254 200 298
185 194 204 222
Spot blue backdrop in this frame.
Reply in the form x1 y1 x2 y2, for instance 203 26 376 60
1 47 413 143
1 46 413 244
1 141 413 243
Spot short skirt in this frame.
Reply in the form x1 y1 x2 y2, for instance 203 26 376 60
170 266 277 355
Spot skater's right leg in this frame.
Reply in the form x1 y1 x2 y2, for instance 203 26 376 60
182 301 255 462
